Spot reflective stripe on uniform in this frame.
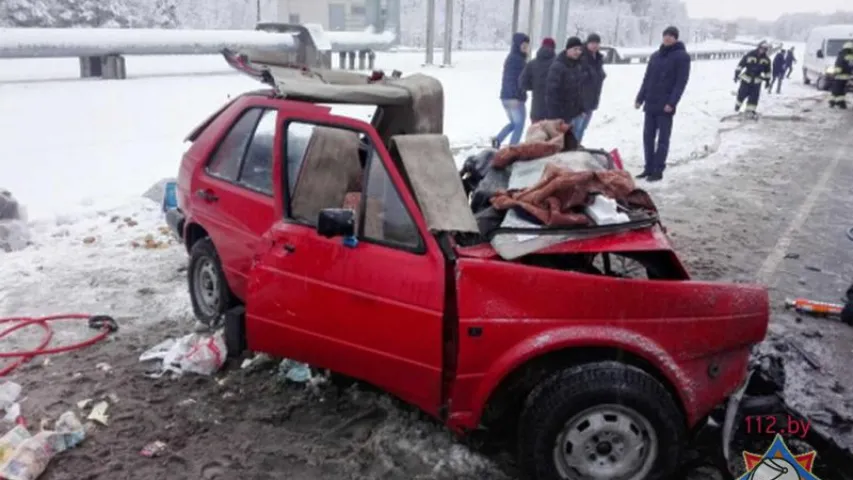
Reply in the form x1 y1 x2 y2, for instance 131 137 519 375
740 74 752 82
745 103 757 111
837 74 851 80
831 95 847 100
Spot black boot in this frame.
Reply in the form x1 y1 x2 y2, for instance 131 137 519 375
840 102 848 110
636 171 649 179
490 137 500 149
646 172 663 182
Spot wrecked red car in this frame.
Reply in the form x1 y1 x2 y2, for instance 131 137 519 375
166 58 770 480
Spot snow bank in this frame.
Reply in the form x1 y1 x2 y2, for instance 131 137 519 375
0 27 298 58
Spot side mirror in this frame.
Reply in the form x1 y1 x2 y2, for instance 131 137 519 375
317 208 355 238
816 49 824 58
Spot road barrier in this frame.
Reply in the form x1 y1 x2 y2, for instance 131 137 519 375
0 23 395 80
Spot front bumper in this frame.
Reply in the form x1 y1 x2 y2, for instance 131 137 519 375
165 208 185 241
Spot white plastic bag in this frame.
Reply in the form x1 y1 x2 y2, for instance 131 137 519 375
0 411 85 480
139 331 227 376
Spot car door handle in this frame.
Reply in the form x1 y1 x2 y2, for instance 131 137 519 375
282 243 296 253
195 189 218 202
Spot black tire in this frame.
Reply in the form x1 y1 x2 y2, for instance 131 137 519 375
188 237 235 326
517 361 686 480
817 75 830 91
802 68 811 85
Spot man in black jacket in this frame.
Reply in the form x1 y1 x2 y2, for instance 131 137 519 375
734 41 771 117
579 33 606 139
519 37 557 123
634 26 691 182
545 37 588 142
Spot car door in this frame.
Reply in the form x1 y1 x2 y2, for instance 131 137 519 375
191 106 277 299
246 114 447 416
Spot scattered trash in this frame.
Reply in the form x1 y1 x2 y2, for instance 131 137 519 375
0 411 85 480
75 399 92 410
785 297 843 318
240 353 274 371
805 265 822 272
0 425 30 465
0 382 22 424
139 331 227 376
95 362 111 372
787 341 822 370
278 359 312 383
106 393 119 404
86 401 109 426
784 252 800 259
140 440 168 458
176 399 196 407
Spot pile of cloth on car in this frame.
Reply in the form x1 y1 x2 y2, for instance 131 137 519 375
460 119 657 240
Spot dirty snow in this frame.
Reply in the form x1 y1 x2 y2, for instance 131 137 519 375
0 49 849 479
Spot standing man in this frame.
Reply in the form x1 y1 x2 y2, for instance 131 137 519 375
579 32 607 140
519 37 557 123
491 32 530 148
734 41 771 117
785 46 796 79
545 37 588 143
768 47 787 94
634 26 691 182
829 41 853 109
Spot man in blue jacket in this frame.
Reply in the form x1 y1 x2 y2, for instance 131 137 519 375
519 37 557 123
491 32 530 148
634 26 691 182
579 33 607 140
768 48 787 94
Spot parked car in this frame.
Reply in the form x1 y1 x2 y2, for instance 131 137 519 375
803 24 853 90
166 57 769 480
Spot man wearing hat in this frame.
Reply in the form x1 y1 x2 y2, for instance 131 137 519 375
520 37 558 123
829 41 853 109
733 41 771 116
579 33 607 139
634 26 691 182
545 37 589 142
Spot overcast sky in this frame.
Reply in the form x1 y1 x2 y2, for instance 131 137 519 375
684 0 849 21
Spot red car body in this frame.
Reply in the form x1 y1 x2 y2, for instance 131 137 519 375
167 68 769 479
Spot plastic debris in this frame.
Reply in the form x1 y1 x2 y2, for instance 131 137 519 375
0 382 22 424
86 401 109 426
240 353 274 371
140 440 168 458
76 399 92 410
0 411 85 480
95 362 112 372
139 330 227 376
0 426 30 465
278 359 312 383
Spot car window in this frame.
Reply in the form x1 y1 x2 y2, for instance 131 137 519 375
285 122 364 225
207 108 263 181
362 150 421 250
238 109 276 195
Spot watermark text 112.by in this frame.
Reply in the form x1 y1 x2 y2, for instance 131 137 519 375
744 415 811 439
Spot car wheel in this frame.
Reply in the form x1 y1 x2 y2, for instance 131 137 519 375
816 75 830 90
518 361 685 480
802 68 811 85
188 237 234 326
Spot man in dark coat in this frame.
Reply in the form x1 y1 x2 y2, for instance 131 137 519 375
491 32 530 147
634 26 691 182
734 41 771 116
579 33 606 139
519 37 557 123
768 48 787 94
785 46 796 78
829 41 853 109
545 37 588 143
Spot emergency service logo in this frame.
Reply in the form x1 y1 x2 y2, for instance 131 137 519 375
738 434 821 480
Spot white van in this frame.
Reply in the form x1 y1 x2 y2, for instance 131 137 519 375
803 24 853 90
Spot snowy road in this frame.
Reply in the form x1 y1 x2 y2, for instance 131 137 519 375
1 51 850 479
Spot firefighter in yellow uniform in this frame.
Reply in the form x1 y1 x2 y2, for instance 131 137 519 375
829 41 853 109
734 41 771 116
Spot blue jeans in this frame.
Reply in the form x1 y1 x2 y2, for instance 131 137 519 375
570 113 588 143
495 99 526 146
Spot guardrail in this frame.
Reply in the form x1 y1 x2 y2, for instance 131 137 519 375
0 24 396 80
602 41 757 64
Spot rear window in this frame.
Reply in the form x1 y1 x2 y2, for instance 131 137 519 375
184 96 241 143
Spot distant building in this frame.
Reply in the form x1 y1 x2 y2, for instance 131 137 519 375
276 0 400 37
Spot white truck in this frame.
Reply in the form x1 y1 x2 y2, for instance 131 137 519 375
803 24 853 90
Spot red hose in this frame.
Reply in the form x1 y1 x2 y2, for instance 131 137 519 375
0 314 117 376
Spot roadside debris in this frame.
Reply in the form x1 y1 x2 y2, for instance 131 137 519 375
240 353 274 372
140 440 168 458
86 401 109 426
278 359 312 383
785 297 846 321
139 331 227 377
0 411 85 480
0 382 22 424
